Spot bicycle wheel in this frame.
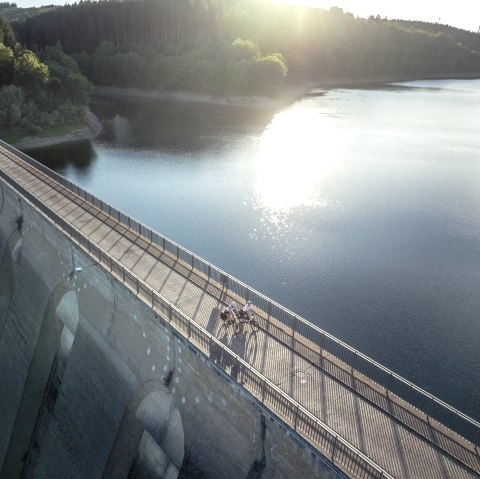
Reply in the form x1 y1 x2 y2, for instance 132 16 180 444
251 319 259 332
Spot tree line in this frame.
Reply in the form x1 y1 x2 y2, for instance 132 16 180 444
4 0 480 99
0 17 92 137
13 0 290 95
67 36 287 96
11 0 480 90
0 3 57 24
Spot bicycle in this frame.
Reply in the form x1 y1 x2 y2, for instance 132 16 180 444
219 308 241 335
236 310 259 332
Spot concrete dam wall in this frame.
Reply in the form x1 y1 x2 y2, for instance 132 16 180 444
0 171 339 477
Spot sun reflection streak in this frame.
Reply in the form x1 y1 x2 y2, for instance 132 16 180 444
254 100 343 215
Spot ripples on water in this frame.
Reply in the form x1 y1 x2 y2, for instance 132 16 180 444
29 79 480 420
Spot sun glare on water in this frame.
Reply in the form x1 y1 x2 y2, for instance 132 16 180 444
254 100 343 214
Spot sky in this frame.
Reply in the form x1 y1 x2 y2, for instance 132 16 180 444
14 0 480 33
276 0 480 32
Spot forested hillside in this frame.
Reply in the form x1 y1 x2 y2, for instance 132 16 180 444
391 20 480 51
10 0 480 95
0 2 59 23
0 15 92 139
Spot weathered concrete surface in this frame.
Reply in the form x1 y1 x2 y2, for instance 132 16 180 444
0 175 340 477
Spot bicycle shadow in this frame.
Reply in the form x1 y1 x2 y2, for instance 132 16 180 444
207 306 259 384
229 330 247 381
228 328 259 382
206 305 221 335
245 332 258 365
209 306 226 365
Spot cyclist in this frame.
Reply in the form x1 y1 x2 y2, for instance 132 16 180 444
227 301 238 321
241 300 254 319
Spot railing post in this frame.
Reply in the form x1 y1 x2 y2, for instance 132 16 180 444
191 255 194 269
426 394 441 429
267 301 272 321
136 278 139 294
151 289 154 307
331 435 338 461
176 245 179 260
386 371 393 396
319 332 326 367
293 404 299 430
320 331 326 351
122 267 125 282
207 264 211 280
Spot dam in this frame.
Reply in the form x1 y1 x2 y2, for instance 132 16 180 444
0 139 479 478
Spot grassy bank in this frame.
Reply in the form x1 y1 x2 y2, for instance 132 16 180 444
3 110 103 151
1 124 85 143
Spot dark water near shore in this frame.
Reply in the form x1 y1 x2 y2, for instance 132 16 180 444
29 79 480 422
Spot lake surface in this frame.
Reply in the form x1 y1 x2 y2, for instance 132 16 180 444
29 79 480 421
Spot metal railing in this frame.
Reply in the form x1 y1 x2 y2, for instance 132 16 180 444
0 159 393 479
2 139 479 449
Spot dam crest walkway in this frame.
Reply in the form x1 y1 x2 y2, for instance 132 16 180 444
0 140 479 479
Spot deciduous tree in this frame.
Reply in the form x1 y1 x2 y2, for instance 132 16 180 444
13 50 49 95
0 83 24 127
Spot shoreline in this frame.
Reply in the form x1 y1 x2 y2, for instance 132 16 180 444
312 72 480 90
10 72 479 150
92 85 309 109
92 72 480 107
12 109 103 151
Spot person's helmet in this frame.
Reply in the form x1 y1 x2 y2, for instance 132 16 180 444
247 301 252 305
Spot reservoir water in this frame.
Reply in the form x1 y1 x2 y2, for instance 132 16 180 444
29 79 480 422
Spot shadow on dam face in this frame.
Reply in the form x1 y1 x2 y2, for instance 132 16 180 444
0 229 22 342
0 282 79 478
0 273 185 479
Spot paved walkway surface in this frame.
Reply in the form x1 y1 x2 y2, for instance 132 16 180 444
1 145 479 479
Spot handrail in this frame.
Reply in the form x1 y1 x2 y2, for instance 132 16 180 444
5 145 480 473
0 160 393 479
1 139 479 447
